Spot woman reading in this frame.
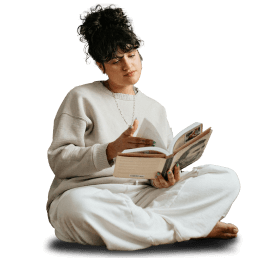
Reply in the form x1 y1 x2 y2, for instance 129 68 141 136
47 4 240 251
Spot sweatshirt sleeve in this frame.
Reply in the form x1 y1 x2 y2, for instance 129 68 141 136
47 113 111 179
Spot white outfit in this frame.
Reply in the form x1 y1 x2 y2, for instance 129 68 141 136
47 81 240 251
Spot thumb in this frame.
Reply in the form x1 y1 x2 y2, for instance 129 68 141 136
123 118 139 137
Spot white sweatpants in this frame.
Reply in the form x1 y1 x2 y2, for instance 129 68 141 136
49 164 240 251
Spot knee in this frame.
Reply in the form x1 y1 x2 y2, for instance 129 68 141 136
56 187 96 225
197 164 240 197
225 167 240 197
207 164 240 197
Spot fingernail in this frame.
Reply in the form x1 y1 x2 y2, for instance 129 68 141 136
168 171 172 174
176 163 179 167
157 172 160 176
155 175 157 179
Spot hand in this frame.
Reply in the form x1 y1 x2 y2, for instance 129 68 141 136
151 164 181 188
106 119 155 160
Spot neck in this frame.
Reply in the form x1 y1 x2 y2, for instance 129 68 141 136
105 80 135 95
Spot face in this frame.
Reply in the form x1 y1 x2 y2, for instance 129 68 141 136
97 48 142 88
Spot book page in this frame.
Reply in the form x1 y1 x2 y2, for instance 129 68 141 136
136 118 167 150
168 122 202 153
170 129 212 170
172 136 185 152
113 156 166 179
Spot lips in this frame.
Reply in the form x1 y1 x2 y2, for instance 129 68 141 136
124 71 135 76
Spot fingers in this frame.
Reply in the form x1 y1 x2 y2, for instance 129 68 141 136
174 163 181 181
123 137 154 150
153 168 180 189
155 173 170 188
128 137 155 147
166 164 180 186
167 170 175 186
151 178 161 188
121 119 155 148
127 143 153 149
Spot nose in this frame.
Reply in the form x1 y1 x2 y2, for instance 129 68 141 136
121 57 132 71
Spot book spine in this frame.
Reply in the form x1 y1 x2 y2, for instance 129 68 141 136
161 156 174 181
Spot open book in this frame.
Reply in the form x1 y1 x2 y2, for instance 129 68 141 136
113 119 212 180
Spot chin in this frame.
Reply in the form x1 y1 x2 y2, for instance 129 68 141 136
127 72 141 84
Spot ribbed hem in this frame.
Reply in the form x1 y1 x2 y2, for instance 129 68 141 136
93 143 111 171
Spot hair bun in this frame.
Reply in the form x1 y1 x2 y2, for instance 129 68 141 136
77 4 143 65
92 21 102 31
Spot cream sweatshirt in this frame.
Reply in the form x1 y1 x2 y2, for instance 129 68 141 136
47 81 173 213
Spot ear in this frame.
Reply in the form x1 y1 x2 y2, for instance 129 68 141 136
96 62 105 74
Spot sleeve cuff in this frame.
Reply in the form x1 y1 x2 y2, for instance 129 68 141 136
93 142 111 171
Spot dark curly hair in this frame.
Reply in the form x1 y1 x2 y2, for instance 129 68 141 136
77 4 143 72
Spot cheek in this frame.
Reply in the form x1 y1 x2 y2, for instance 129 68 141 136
106 67 120 79
134 60 142 75
136 57 142 69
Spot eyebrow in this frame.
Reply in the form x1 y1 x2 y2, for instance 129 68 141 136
114 55 124 60
114 50 135 59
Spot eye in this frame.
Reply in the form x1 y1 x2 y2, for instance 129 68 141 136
113 55 135 64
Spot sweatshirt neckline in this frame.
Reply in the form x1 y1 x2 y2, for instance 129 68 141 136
97 81 139 101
